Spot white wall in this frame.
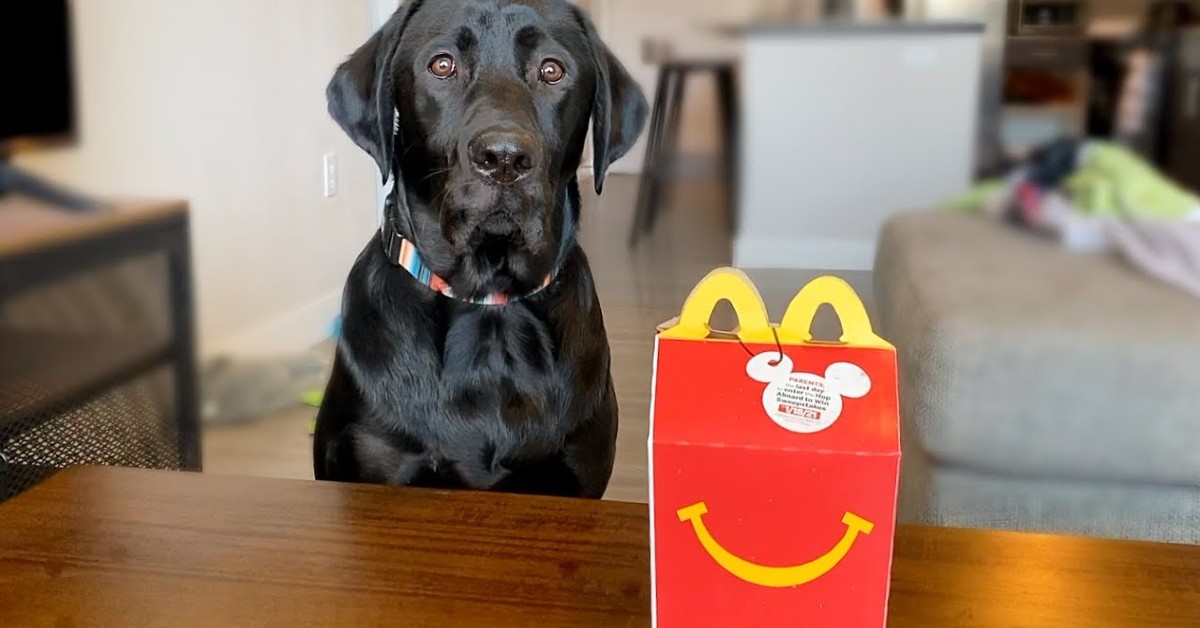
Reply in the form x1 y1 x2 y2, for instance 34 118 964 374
16 0 380 358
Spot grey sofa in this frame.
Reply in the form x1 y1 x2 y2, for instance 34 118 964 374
875 210 1200 544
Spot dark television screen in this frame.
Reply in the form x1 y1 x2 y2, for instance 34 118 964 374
0 1 77 144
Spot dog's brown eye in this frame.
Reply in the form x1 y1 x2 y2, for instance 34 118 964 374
429 54 456 79
539 59 565 84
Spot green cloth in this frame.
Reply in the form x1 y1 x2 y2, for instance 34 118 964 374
1064 144 1196 219
946 179 1004 212
947 142 1198 219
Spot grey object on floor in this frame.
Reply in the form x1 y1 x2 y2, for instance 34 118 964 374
875 210 1200 544
200 345 331 425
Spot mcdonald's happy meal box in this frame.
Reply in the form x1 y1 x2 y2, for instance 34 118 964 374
649 268 901 627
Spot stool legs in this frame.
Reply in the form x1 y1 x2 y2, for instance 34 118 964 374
715 67 738 234
630 62 737 246
631 68 672 246
641 70 685 238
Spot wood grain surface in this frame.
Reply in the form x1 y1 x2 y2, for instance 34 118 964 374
2 467 1198 628
0 196 186 259
0 467 649 628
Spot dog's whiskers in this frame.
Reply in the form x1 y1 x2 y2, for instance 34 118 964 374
416 167 453 187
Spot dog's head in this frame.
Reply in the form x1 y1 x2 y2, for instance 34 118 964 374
327 0 647 298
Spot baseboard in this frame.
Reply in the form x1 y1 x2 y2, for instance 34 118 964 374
733 236 877 271
204 289 342 360
606 161 642 175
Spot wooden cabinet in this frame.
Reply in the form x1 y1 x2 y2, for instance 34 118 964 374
1163 30 1200 190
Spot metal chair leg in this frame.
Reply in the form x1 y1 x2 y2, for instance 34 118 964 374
631 67 673 246
642 67 685 238
715 66 739 234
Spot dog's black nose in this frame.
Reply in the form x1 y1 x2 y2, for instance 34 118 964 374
470 132 535 185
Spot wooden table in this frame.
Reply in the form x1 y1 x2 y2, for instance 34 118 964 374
0 196 200 500
0 196 186 260
2 467 1198 627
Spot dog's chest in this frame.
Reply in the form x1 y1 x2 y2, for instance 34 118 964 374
379 305 572 455
442 308 563 416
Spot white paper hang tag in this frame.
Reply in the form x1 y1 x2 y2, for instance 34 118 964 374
747 352 871 434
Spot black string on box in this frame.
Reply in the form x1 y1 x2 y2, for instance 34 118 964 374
737 327 786 366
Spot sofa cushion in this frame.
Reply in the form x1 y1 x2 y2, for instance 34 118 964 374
898 437 1200 543
875 210 1200 487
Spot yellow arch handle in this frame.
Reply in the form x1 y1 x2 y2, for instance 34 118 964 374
676 502 874 588
778 276 892 348
659 268 774 343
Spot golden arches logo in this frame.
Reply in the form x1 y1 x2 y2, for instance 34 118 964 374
676 502 874 588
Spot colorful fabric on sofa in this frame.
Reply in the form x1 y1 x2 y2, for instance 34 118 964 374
947 139 1200 298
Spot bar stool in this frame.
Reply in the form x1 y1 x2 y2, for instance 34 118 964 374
629 39 739 246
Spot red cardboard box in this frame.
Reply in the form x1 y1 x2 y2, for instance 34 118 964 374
649 268 901 627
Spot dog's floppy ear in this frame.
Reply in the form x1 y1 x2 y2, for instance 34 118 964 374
326 1 423 182
575 10 648 195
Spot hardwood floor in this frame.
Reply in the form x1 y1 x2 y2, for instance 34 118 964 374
202 174 872 502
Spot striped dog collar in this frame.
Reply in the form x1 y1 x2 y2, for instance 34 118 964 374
381 221 553 306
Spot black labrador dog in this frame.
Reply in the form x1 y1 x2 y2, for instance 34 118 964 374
314 0 647 498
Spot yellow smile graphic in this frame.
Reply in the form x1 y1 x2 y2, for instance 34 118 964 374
676 502 874 588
